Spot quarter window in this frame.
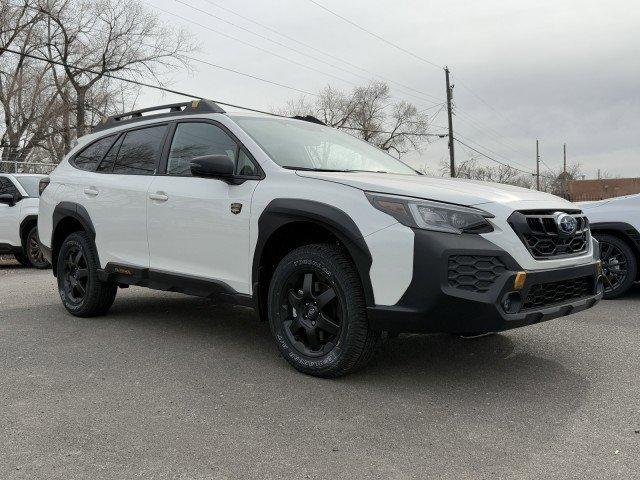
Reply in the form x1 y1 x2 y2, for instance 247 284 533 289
0 177 21 199
167 122 238 176
72 135 116 171
112 125 167 175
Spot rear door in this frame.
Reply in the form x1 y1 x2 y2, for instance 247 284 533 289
0 176 23 246
82 124 169 268
146 120 261 294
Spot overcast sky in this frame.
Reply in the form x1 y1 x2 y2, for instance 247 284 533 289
141 0 640 179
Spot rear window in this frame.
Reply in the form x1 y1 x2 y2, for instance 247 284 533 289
72 135 116 171
15 176 42 197
112 125 167 175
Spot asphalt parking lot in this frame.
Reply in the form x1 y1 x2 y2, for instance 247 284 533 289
1 258 638 479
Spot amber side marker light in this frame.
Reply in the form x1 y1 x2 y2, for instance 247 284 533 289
595 260 603 276
513 271 527 290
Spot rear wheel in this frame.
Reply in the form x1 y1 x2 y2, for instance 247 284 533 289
268 244 379 378
596 233 637 299
57 231 117 317
25 226 50 269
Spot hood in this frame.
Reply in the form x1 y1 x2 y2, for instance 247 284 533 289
296 171 572 208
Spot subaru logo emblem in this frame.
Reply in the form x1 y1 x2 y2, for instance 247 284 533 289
556 212 578 235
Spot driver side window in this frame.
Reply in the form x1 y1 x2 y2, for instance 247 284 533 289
167 122 238 176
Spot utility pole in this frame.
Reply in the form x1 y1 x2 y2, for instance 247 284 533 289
445 66 455 177
563 143 567 174
536 139 540 190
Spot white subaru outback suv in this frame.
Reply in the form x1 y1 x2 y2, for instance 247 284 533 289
0 173 50 268
38 100 603 377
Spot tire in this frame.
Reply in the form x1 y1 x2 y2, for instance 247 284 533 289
268 243 379 378
13 251 31 267
596 233 637 299
24 226 50 269
57 231 117 317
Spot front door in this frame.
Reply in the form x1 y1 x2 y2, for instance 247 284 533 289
147 121 260 295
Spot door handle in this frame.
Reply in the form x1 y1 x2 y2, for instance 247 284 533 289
149 192 169 202
84 187 99 196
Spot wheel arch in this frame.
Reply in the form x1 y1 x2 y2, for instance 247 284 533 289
19 215 38 248
252 199 374 320
590 221 640 280
51 202 97 276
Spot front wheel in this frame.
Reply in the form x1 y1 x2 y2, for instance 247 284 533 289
268 244 379 378
57 231 117 317
596 233 637 299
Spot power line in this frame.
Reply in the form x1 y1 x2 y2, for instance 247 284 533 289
200 0 445 103
0 47 444 140
454 137 556 180
0 47 279 116
454 130 532 171
16 3 317 97
145 3 364 90
306 0 443 70
178 0 443 106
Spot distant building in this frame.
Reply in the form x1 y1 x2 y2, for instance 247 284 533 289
567 178 640 202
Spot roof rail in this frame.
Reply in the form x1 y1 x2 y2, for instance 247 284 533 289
291 115 326 125
92 99 226 132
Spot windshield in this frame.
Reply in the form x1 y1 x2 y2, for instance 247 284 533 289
15 176 42 197
232 116 418 175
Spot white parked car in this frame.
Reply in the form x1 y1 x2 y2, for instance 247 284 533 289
580 194 640 298
38 100 603 377
0 173 50 268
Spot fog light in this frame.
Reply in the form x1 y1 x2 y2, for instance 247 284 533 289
502 292 522 314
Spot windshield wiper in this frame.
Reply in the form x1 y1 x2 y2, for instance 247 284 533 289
282 166 390 174
282 166 347 172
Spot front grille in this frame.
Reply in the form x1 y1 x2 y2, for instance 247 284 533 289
509 211 590 259
448 255 507 293
523 276 593 310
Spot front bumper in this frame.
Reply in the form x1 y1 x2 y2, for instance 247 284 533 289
367 229 603 334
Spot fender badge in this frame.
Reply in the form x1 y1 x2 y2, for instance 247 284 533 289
230 203 243 215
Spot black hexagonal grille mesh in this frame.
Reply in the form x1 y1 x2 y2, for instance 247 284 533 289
523 276 593 310
510 212 590 259
448 255 507 293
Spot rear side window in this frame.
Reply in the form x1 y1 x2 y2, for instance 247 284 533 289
167 122 238 176
72 135 116 171
0 177 20 198
112 125 167 175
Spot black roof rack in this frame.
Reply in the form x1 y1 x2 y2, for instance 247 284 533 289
291 115 326 125
92 99 226 132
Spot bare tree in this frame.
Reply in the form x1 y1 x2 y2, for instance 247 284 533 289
41 0 196 136
279 81 432 158
0 2 64 171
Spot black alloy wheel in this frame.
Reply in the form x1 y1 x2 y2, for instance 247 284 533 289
26 226 49 269
57 231 117 317
268 244 379 378
281 270 342 357
61 244 89 306
596 233 637 299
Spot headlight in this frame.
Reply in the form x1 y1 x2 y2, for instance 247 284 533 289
366 193 494 234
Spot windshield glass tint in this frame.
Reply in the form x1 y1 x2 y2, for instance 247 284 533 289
231 116 417 175
15 176 41 197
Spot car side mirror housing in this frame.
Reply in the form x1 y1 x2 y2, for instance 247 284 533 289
190 154 236 181
0 193 16 206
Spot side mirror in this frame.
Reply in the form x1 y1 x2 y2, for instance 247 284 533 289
0 194 15 206
190 154 235 181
